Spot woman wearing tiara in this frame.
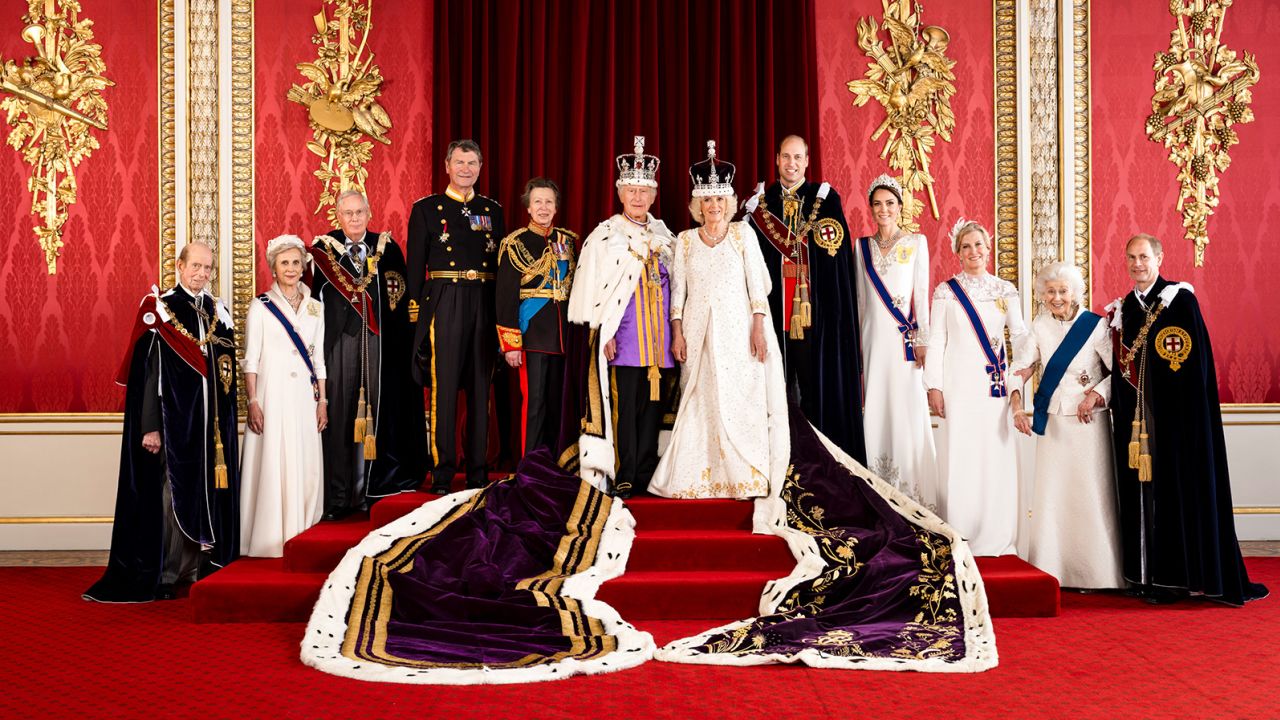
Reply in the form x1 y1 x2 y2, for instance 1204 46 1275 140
854 174 938 509
924 220 1027 556
649 141 788 501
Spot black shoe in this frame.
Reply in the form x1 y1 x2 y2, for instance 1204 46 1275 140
155 584 177 601
321 508 351 522
358 500 371 514
465 480 488 490
1144 588 1184 605
611 481 634 500
430 482 451 495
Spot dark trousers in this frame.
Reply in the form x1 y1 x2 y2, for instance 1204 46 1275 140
428 289 495 489
784 335 814 415
321 330 380 512
522 352 565 455
611 366 670 494
160 477 201 584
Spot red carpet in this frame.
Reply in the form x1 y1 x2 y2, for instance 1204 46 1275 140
10 560 1277 718
192 489 1060 623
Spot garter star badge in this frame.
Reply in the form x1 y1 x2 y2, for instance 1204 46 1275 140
384 271 406 311
1155 326 1192 371
814 217 845 256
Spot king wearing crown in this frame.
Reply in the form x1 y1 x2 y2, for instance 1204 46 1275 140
567 135 677 498
745 135 866 463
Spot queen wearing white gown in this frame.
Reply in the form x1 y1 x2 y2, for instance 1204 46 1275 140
854 174 938 509
924 220 1027 557
1010 262 1123 589
240 235 328 557
649 142 787 501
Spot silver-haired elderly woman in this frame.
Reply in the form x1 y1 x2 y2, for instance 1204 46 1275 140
649 141 787 502
240 234 328 557
1009 261 1122 589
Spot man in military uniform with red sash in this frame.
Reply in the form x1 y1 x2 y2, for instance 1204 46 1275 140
407 139 506 494
311 190 425 520
496 177 576 458
1109 233 1266 606
745 135 866 462
84 242 240 603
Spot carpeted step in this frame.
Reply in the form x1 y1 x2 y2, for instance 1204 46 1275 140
190 558 326 624
370 492 756 530
283 524 795 575
975 555 1061 617
627 530 794 572
283 522 372 573
597 570 777 620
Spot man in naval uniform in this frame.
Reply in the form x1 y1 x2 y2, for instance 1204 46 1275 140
1109 233 1267 606
745 135 866 463
407 139 506 494
568 135 676 498
496 177 577 457
310 190 425 520
84 242 239 602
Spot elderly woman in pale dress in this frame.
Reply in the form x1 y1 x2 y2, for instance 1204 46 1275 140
924 220 1027 556
240 235 328 557
649 141 787 501
1010 262 1122 589
854 174 938 509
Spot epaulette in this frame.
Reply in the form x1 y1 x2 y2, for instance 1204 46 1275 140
557 227 579 241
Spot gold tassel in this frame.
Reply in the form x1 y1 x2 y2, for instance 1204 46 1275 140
799 283 812 328
647 365 660 402
354 387 367 442
1137 421 1152 482
1127 420 1141 469
364 432 377 460
213 427 229 490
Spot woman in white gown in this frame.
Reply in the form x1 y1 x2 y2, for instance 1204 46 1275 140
240 235 328 557
650 141 787 500
924 220 1027 556
1010 262 1123 588
854 174 938 509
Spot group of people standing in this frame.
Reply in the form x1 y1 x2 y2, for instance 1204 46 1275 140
85 132 1264 610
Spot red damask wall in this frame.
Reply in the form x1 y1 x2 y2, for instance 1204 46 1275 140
0 2 157 412
1092 3 1280 403
815 0 995 286
254 2 434 291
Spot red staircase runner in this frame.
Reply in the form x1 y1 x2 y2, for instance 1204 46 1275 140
193 485 1060 623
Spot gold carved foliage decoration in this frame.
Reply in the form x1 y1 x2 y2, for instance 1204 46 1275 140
847 0 956 232
287 0 391 227
0 0 112 274
1146 0 1259 267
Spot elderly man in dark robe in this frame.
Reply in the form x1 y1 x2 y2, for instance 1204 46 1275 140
84 242 240 602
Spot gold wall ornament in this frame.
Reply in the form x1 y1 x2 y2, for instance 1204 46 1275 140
0 0 113 274
1146 0 1260 266
846 0 956 231
286 0 391 227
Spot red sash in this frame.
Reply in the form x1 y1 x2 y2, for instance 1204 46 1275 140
309 245 381 336
748 203 810 330
1111 310 1138 390
116 294 209 384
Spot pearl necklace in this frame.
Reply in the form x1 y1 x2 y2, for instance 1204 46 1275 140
700 224 729 245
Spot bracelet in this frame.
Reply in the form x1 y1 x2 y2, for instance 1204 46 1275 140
318 399 329 405
248 398 261 407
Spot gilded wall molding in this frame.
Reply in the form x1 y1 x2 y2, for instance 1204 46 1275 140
1069 0 1091 306
187 0 218 249
159 0 176 284
993 0 1019 285
230 0 255 404
1028 0 1059 296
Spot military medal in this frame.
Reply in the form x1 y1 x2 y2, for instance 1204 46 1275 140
439 218 449 244
485 237 497 253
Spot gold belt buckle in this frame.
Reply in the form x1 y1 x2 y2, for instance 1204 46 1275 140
463 269 478 280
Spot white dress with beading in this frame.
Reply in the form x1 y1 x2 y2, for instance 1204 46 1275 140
854 233 939 510
924 272 1027 557
649 222 788 501
1011 308 1123 588
240 284 327 557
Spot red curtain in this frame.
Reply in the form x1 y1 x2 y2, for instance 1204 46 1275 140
431 0 822 235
